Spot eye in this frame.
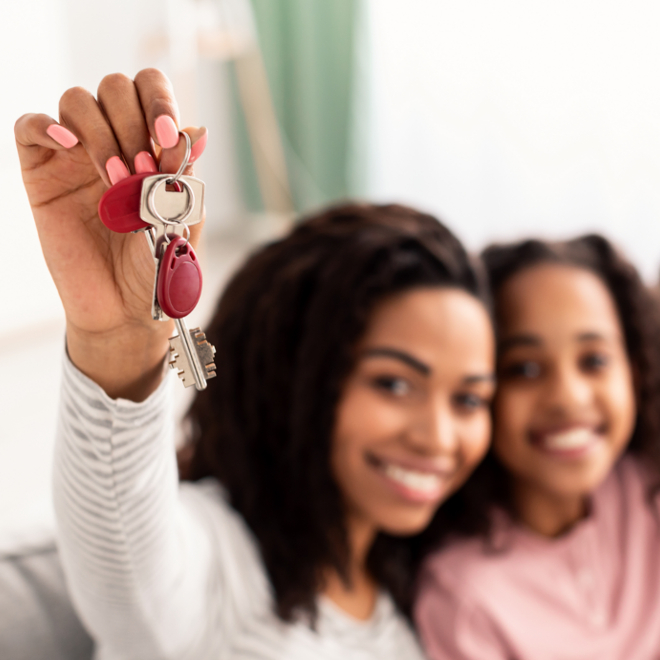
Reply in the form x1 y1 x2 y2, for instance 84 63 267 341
500 360 541 380
372 376 411 397
580 352 609 372
453 392 489 411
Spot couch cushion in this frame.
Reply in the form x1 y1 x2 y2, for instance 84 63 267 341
0 539 94 660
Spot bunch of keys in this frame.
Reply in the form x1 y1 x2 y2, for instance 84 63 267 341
97 132 216 391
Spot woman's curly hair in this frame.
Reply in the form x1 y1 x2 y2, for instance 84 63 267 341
178 202 489 621
421 234 660 545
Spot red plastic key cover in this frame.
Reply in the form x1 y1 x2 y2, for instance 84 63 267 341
156 237 203 318
98 172 153 233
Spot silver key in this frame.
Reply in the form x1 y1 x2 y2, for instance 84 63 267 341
168 323 217 389
143 229 167 322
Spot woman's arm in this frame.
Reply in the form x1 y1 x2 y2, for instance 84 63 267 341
54 355 214 658
16 69 214 656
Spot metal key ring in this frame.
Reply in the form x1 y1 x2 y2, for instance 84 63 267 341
166 131 192 186
147 176 196 226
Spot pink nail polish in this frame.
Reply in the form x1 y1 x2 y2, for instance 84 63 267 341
46 124 78 149
106 156 130 185
189 130 208 163
154 115 179 149
134 151 158 174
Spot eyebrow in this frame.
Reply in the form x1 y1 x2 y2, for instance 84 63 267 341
499 330 617 353
361 347 495 384
498 334 541 353
362 347 431 375
576 332 608 342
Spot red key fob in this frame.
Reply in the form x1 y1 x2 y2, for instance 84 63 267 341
98 172 153 233
156 237 203 318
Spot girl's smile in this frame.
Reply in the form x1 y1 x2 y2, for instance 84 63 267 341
529 423 607 458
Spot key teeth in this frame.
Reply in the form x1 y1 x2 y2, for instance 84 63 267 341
168 336 196 388
190 328 217 380
168 328 217 387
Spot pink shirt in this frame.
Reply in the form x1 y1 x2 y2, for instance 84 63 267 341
415 457 660 660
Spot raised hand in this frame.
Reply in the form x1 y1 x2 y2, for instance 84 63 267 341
15 69 208 399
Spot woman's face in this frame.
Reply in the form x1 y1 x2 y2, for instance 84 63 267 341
332 287 495 537
493 264 636 502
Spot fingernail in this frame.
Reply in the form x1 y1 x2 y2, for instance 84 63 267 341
189 129 208 163
46 124 78 148
106 156 130 185
134 151 158 174
154 115 179 149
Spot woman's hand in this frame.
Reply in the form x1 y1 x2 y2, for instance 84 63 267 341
15 69 207 400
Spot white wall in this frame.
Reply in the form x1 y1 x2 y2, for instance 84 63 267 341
7 0 660 530
365 0 660 280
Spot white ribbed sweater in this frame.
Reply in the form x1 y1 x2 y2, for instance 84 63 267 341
53 355 426 660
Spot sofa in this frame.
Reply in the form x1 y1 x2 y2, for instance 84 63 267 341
0 529 93 660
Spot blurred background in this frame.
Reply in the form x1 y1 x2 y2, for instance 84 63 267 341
3 0 660 531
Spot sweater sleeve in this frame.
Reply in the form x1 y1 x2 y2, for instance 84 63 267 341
414 564 509 660
53 353 216 659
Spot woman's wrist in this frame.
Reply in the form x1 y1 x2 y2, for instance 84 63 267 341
66 319 174 401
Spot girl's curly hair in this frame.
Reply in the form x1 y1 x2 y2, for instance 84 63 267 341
178 202 489 620
421 234 660 546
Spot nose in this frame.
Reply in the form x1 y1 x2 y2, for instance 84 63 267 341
543 361 594 413
406 398 458 455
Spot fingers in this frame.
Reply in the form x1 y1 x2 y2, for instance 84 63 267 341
97 70 207 178
97 73 157 175
17 69 208 187
14 113 79 170
134 68 181 150
58 86 128 187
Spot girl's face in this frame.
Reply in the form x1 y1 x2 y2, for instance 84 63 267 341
332 287 495 537
493 264 636 502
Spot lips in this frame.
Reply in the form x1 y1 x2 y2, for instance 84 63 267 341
530 424 605 457
366 453 453 503
381 463 443 493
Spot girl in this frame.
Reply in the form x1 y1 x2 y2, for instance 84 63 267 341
15 69 496 659
415 235 660 660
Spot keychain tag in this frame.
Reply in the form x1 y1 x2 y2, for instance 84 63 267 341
98 172 153 233
156 236 203 318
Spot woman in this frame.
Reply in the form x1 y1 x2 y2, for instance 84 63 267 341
15 69 495 659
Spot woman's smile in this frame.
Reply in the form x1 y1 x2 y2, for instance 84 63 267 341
365 451 455 503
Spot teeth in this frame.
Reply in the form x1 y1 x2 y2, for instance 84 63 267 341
382 463 441 493
542 428 598 451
